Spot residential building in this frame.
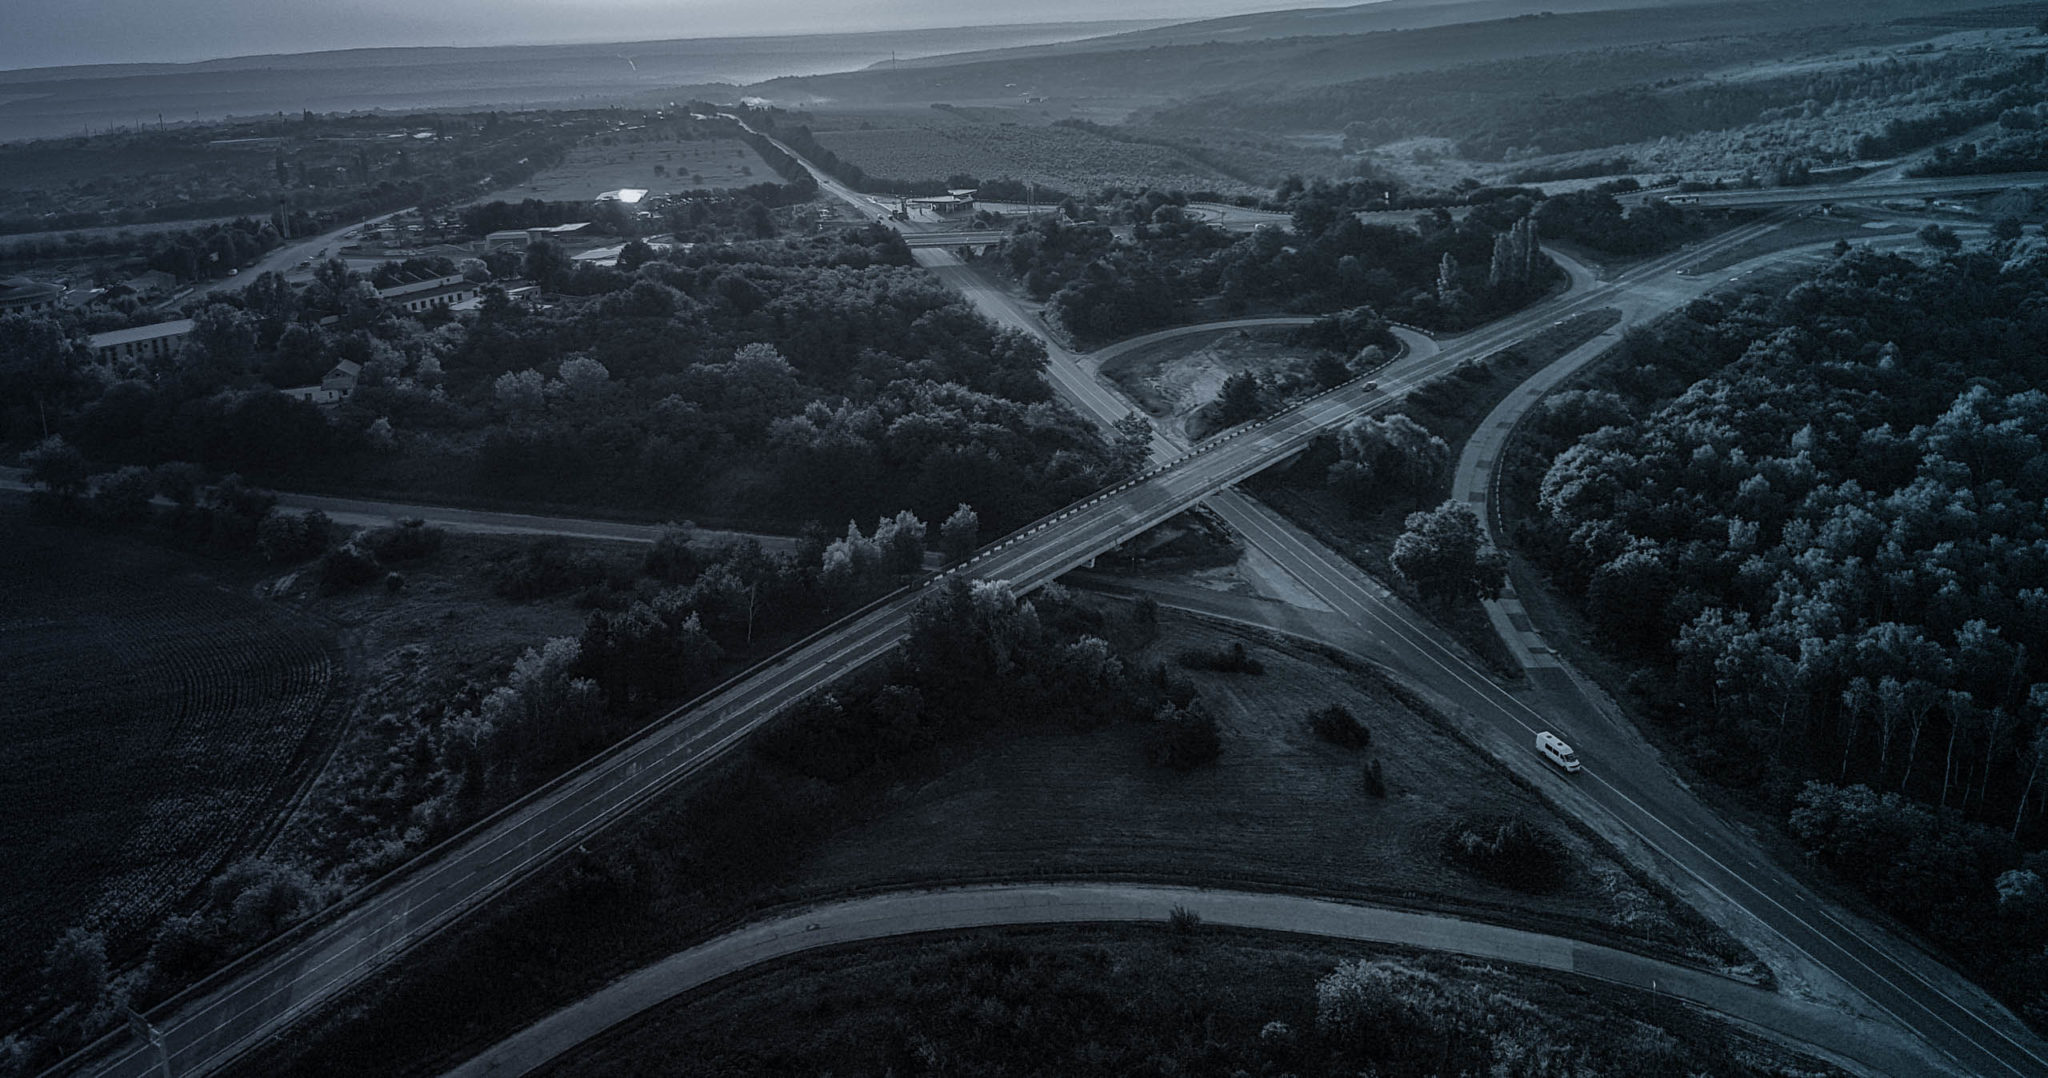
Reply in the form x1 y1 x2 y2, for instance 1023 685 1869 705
280 359 361 408
88 319 196 364
376 273 478 314
0 276 63 314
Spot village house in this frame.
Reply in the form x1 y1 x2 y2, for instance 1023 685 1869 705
280 359 361 407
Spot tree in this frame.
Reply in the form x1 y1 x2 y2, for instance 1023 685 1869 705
940 503 980 562
1311 350 1352 388
1327 414 1449 504
41 926 107 1012
1111 412 1153 476
1585 548 1673 650
556 355 611 399
1918 223 1962 253
90 465 155 525
1147 699 1221 770
1390 500 1508 604
493 369 547 414
21 434 88 501
873 509 926 576
1435 252 1465 308
617 238 657 271
1993 216 2026 244
1215 371 1264 426
524 239 571 286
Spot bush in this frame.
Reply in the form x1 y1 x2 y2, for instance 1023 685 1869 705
361 518 444 562
1147 701 1222 770
1176 641 1265 674
257 509 335 563
1309 704 1371 748
1168 905 1202 933
1442 814 1568 892
643 523 701 584
316 543 380 595
492 539 605 600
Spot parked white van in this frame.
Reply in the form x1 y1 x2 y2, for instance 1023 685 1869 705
1536 731 1582 773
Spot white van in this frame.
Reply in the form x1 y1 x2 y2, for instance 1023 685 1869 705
1536 731 1582 773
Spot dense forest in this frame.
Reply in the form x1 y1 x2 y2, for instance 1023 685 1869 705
2 217 1115 534
985 181 1558 344
1514 243 2048 1025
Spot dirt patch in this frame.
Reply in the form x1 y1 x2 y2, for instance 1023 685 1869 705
1099 328 1318 442
0 507 343 1002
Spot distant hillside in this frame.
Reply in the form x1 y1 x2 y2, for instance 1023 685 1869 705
754 0 2030 108
876 0 1712 69
0 21 1163 143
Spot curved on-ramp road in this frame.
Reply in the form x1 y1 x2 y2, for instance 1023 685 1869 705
442 883 1936 1078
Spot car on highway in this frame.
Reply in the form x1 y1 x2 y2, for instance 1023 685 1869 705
1536 731 1582 773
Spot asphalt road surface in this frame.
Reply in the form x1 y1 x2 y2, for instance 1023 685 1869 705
442 883 1941 1078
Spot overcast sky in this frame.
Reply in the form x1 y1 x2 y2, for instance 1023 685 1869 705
0 0 1351 70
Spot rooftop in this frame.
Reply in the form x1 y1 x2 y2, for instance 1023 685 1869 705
1 276 63 304
88 318 196 349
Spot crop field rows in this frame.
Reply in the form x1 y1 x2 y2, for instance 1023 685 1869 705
0 516 342 994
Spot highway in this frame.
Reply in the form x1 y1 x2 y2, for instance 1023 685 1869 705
58 142 2048 1075
1641 170 2048 211
912 215 2048 1076
442 883 1939 1078
187 209 409 300
65 215 1632 1078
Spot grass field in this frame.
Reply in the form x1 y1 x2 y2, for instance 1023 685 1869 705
809 112 1262 196
493 137 775 203
803 615 1728 962
539 927 1831 1078
0 506 343 1003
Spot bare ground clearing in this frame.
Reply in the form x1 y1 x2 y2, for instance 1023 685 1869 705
1097 327 1318 441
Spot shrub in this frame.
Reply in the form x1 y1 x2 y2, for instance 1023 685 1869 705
1168 905 1202 933
1176 641 1265 674
1442 814 1568 892
362 518 444 562
1148 700 1222 770
1309 704 1371 749
316 543 380 595
257 509 335 563
643 523 701 584
492 539 605 600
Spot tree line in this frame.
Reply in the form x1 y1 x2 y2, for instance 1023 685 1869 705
1513 242 2048 1027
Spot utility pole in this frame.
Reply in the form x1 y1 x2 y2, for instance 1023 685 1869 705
124 1007 172 1077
